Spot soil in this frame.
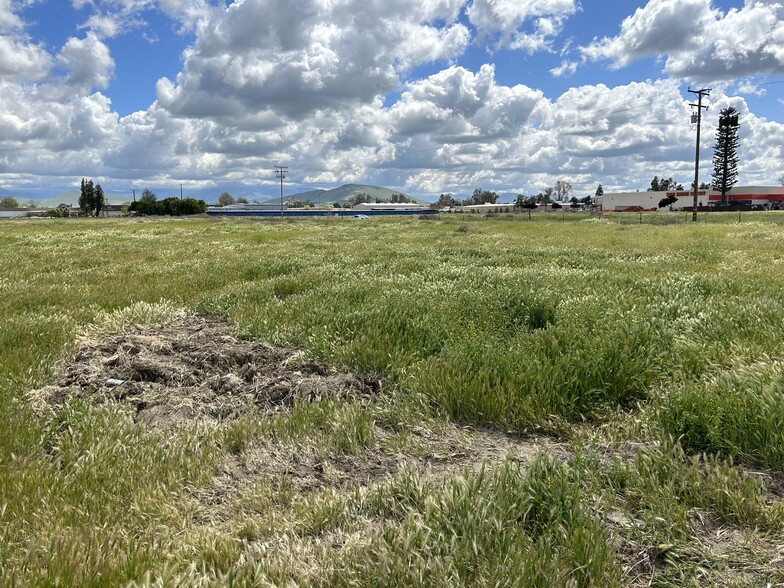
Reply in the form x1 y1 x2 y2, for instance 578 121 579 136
29 313 573 521
30 315 381 429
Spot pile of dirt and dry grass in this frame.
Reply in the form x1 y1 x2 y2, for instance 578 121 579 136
29 315 382 429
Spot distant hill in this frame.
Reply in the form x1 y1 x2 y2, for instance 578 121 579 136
34 190 131 208
267 184 427 206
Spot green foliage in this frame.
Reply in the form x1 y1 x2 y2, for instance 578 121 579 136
657 361 784 468
94 184 105 216
0 196 19 208
78 179 105 217
217 192 234 206
390 193 415 203
434 193 459 209
139 188 156 204
78 178 94 216
599 440 780 543
3 216 784 584
336 454 619 587
517 194 537 209
648 176 683 192
44 204 72 218
128 197 207 216
462 187 498 205
286 198 313 208
712 106 740 201
555 180 572 201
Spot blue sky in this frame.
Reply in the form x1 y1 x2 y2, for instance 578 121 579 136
1 0 782 201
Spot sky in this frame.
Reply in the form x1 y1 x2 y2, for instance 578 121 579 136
0 0 783 201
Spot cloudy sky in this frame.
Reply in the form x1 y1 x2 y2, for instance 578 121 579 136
1 0 783 201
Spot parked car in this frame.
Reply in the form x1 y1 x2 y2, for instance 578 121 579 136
350 214 370 220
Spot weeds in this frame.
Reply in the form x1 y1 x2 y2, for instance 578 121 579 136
3 216 784 585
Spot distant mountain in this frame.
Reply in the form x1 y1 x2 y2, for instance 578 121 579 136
267 183 427 206
33 190 131 208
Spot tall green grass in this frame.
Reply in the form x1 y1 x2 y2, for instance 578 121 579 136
3 215 784 584
322 453 620 587
657 360 784 469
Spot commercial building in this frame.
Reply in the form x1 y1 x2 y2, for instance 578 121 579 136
597 186 784 211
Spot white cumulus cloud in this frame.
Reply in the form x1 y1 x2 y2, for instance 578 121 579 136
578 0 784 81
466 0 579 51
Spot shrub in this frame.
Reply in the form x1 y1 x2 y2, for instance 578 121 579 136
128 197 207 216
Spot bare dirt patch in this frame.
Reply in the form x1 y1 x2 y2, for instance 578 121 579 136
28 314 575 534
30 315 381 429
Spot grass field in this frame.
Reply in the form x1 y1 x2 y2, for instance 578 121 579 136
1 213 784 586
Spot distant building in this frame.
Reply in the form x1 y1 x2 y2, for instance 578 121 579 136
1 204 127 219
455 203 516 213
352 202 428 212
597 186 784 211
0 207 35 219
206 203 283 214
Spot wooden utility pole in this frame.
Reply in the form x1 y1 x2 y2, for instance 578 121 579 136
275 165 288 216
689 88 710 222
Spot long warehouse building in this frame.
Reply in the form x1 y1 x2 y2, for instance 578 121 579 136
598 186 784 211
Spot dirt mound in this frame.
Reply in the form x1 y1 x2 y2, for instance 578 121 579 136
31 315 381 428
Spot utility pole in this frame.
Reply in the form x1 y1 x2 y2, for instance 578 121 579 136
180 183 183 199
688 88 710 222
275 165 288 216
132 189 136 203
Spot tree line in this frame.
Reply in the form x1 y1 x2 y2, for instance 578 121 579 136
128 188 207 216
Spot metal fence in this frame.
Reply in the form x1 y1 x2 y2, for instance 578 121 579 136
467 209 784 226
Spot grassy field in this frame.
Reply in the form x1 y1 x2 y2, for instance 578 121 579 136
2 213 784 586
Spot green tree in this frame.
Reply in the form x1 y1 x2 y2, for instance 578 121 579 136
712 106 740 206
434 193 459 209
140 188 156 204
94 184 105 217
217 192 234 206
516 195 537 209
347 193 372 206
660 177 682 191
390 193 414 203
463 188 498 205
648 176 683 192
78 179 95 216
45 204 71 218
555 180 572 201
0 197 19 208
595 184 603 197
128 197 206 216
236 197 249 204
